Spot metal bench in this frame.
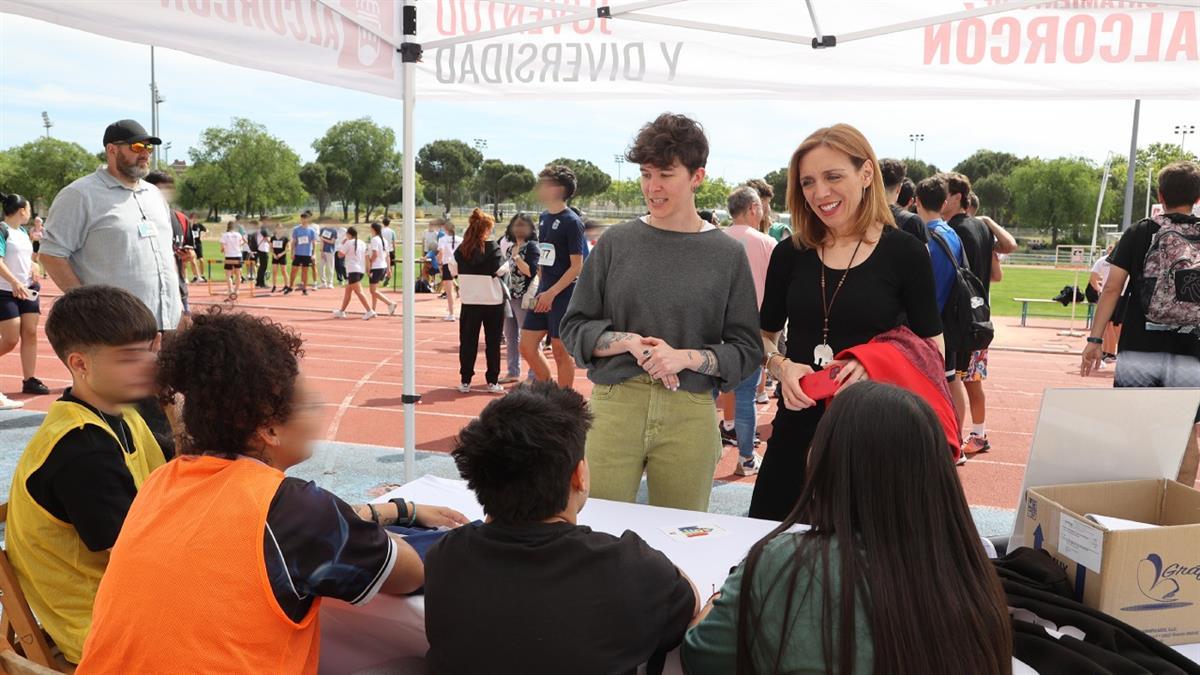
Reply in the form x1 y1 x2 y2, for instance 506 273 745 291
1013 297 1095 328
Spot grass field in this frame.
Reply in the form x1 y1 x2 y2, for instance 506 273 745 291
991 265 1095 318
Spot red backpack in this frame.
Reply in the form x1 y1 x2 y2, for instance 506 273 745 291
1139 212 1200 329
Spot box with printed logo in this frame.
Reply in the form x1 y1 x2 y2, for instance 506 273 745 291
1021 479 1200 646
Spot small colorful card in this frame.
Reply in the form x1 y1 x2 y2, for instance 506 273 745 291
661 524 729 541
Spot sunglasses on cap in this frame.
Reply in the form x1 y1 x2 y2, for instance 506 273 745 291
116 142 157 154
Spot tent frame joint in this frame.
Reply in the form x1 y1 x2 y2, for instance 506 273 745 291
401 394 422 405
597 6 612 19
399 43 423 63
812 35 836 49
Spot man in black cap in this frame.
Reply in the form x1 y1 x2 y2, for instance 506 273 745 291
41 119 181 331
41 119 182 456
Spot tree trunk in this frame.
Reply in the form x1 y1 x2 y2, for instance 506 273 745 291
342 200 350 222
354 200 360 223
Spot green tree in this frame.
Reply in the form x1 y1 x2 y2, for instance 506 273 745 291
185 118 306 218
177 162 226 220
952 150 1022 183
599 178 641 210
312 118 402 222
0 138 96 211
761 168 789 212
972 174 1013 222
695 177 733 210
475 160 536 218
361 154 424 221
904 159 940 183
547 158 611 203
1007 157 1097 245
299 162 332 217
416 139 483 213
1105 143 1198 225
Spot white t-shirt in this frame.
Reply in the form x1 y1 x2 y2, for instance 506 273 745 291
369 236 388 270
337 227 348 245
1091 254 1111 287
0 225 35 292
340 239 366 274
257 234 271 254
437 233 459 268
382 226 396 252
423 230 440 253
220 231 246 258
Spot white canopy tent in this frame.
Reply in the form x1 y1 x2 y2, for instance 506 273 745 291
3 0 1197 480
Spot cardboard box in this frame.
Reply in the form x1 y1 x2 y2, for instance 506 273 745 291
1022 479 1200 646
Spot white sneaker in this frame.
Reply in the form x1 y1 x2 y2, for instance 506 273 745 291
388 302 398 316
0 394 25 410
362 310 377 320
486 383 505 394
443 314 457 322
735 453 763 476
331 310 347 319
755 391 770 404
457 383 471 393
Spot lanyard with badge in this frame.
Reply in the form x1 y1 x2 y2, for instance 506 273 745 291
814 239 864 367
132 192 155 239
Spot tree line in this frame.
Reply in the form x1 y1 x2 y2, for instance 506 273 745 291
0 120 1193 244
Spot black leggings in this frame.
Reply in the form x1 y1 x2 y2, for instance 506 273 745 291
256 252 270 286
459 303 505 385
748 403 826 521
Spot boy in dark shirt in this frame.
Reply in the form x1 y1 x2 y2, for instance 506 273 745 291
5 285 167 664
424 382 699 675
880 158 928 243
1083 161 1200 486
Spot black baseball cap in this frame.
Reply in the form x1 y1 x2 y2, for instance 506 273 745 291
103 119 162 146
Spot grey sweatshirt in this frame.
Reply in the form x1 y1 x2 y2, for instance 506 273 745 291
560 219 763 393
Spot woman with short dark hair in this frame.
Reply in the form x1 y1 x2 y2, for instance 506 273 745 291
77 309 466 672
683 382 1012 675
0 193 48 401
499 212 540 383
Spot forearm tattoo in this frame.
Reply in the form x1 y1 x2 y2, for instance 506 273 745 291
692 350 720 376
595 331 636 353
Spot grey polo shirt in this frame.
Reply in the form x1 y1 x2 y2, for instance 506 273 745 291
42 166 182 330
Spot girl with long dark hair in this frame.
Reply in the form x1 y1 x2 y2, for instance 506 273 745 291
683 382 1012 675
366 222 397 320
332 226 371 318
454 209 508 394
0 193 48 403
499 213 539 383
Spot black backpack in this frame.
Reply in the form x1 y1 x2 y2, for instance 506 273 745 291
930 230 994 353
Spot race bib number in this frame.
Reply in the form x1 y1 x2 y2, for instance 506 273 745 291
273 241 284 250
538 242 556 267
297 236 310 246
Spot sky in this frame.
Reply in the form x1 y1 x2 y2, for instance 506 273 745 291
1 13 1196 183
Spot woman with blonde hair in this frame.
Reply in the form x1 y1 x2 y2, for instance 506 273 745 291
750 123 943 520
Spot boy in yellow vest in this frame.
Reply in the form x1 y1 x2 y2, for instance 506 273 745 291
6 285 167 665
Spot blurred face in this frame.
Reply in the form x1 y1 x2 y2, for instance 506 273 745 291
941 192 965 220
158 187 177 205
511 219 533 240
796 145 872 234
535 178 566 205
259 376 323 470
67 341 158 404
640 160 705 222
108 142 152 181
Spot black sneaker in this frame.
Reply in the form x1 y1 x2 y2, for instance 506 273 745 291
22 377 50 395
282 287 293 295
301 288 308 296
719 424 737 445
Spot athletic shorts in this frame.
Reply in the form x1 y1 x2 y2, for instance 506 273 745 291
522 285 574 339
242 252 251 261
0 284 40 320
224 257 243 270
944 349 958 382
369 268 387 284
957 349 989 382
273 256 288 267
347 272 365 285
293 255 314 268
441 266 457 282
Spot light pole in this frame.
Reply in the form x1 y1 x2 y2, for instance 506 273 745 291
613 154 625 210
1175 124 1196 153
908 133 925 163
41 111 53 138
164 142 173 167
472 138 488 210
150 46 167 168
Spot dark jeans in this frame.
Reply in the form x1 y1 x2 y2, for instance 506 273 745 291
256 251 269 286
459 303 505 385
335 255 346 283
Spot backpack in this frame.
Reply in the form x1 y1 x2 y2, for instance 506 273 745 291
929 230 994 353
1139 213 1200 329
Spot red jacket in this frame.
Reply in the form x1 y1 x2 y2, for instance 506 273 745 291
837 327 962 461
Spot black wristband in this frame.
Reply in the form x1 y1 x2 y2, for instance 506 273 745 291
390 498 409 524
367 503 379 523
1086 337 1104 344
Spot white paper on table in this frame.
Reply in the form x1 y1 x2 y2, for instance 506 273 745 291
1086 514 1160 531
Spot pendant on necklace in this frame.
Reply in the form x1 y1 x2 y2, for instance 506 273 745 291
813 343 835 367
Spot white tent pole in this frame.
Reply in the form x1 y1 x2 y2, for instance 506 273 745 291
401 0 418 483
422 0 686 50
804 0 824 41
617 14 811 45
